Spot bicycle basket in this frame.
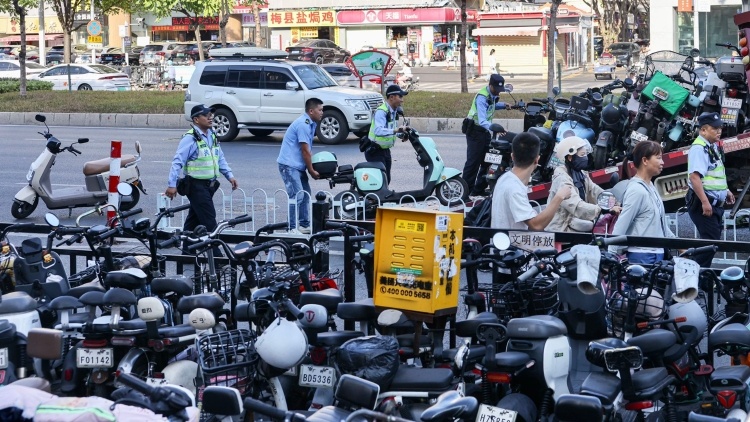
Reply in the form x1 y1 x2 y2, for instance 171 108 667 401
481 277 559 323
605 288 667 339
644 50 693 79
197 328 257 383
193 265 238 302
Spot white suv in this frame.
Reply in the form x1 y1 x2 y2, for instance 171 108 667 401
184 50 383 144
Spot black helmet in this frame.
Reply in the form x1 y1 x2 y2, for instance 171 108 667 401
600 103 621 127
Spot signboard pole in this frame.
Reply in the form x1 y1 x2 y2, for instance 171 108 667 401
90 0 95 63
39 0 46 66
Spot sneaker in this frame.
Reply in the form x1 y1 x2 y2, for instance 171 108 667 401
297 226 311 234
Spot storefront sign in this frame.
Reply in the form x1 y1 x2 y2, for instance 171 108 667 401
5 17 62 34
337 8 477 26
152 24 220 31
268 10 336 27
172 16 219 26
291 27 319 44
242 12 268 27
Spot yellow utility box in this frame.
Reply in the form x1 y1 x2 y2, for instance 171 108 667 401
373 207 463 315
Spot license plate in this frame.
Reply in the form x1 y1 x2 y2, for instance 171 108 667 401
0 348 7 370
475 404 517 422
484 153 503 164
630 131 648 143
722 97 743 109
76 348 113 368
299 365 336 388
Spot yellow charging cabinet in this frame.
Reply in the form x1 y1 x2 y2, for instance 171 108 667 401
373 207 463 315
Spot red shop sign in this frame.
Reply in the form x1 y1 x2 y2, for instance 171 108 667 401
172 16 219 26
337 7 476 25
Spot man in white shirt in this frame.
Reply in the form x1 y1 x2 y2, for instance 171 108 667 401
491 132 571 230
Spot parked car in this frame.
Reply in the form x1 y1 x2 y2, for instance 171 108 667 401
185 47 383 144
0 60 46 78
46 45 75 64
607 42 641 67
320 63 393 93
140 42 181 65
211 41 256 49
171 42 219 63
33 63 131 91
285 39 350 64
99 47 143 65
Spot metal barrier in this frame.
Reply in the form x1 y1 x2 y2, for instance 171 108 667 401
667 206 750 267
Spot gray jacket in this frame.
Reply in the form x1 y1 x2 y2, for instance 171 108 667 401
545 166 603 232
609 177 674 251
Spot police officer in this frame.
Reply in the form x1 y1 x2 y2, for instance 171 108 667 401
687 111 735 267
365 84 409 183
165 104 239 251
463 73 509 196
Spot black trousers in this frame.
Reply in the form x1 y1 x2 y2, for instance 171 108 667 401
687 202 723 268
184 177 222 256
364 147 392 183
463 131 489 194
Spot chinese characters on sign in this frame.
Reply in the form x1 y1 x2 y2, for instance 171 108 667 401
677 0 692 12
172 16 220 26
508 231 556 252
269 10 336 27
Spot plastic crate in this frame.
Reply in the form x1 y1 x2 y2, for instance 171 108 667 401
654 171 690 202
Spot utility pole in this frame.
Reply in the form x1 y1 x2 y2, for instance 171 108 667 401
38 0 45 66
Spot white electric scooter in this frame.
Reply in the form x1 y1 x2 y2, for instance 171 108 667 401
12 114 144 219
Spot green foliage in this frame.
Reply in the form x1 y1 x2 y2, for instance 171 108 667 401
0 79 54 93
0 0 37 15
135 0 221 19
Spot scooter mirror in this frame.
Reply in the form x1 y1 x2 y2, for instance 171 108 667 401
44 213 59 227
492 232 511 251
117 182 133 197
552 87 561 96
597 191 617 212
35 114 46 122
135 141 142 154
77 138 89 144
504 83 513 93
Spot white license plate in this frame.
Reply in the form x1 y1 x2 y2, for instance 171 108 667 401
722 97 743 109
484 153 503 164
76 348 113 368
475 404 517 422
630 131 648 143
299 365 336 388
0 348 7 370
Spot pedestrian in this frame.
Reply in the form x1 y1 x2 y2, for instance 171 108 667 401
465 45 475 80
463 73 509 196
609 141 675 264
277 98 324 234
686 112 735 267
364 84 409 183
491 132 571 230
545 136 621 232
165 104 239 253
487 49 498 76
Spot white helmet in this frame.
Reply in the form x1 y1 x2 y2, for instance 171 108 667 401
554 136 589 163
669 301 707 338
255 317 308 369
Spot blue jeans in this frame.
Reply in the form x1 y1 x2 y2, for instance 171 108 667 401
279 164 311 229
627 252 664 265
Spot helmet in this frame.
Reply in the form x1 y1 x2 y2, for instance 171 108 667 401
554 136 588 162
255 317 308 369
668 301 707 337
600 103 622 127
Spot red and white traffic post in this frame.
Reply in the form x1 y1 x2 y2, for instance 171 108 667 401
108 140 122 222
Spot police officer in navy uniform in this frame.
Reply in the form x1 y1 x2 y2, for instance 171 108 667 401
687 111 735 267
365 84 409 183
463 73 509 196
165 105 238 251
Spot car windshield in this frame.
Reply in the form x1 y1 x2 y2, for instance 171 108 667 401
89 65 119 74
294 64 338 89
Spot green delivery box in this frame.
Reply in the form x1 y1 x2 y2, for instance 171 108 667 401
642 71 690 117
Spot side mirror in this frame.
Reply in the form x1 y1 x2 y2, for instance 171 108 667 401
35 114 46 122
504 83 514 93
44 212 59 227
286 81 300 90
37 72 44 78
135 140 142 155
77 138 89 144
492 232 511 250
117 182 133 197
597 191 617 212
552 87 561 96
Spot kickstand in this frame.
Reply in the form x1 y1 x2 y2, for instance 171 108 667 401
729 176 750 219
68 208 73 218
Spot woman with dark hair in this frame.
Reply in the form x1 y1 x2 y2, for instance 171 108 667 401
609 141 674 264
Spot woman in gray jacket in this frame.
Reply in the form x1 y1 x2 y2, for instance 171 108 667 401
610 140 675 264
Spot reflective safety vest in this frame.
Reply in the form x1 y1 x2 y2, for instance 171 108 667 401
692 137 727 191
467 86 495 125
368 103 396 149
185 128 220 180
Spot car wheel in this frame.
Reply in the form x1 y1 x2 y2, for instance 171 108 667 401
315 55 323 64
317 109 349 145
212 108 239 142
249 129 274 137
78 84 92 91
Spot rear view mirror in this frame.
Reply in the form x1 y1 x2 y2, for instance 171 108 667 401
117 182 133 197
552 87 561 96
77 138 89 144
286 81 300 90
44 212 59 227
597 191 617 212
135 141 142 154
504 84 514 93
492 232 511 250
35 114 46 122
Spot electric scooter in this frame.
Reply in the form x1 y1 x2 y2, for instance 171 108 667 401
11 114 144 219
314 125 468 219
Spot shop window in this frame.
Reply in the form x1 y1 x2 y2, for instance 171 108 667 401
675 11 694 56
698 7 740 58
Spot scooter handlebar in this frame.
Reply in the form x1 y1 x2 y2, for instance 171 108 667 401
242 397 300 421
595 235 628 247
228 214 253 226
158 236 180 249
282 298 304 320
115 371 191 410
119 208 143 220
517 264 542 283
679 245 718 258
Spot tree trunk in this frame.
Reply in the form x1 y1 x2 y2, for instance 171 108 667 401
63 31 71 64
460 0 468 93
13 0 26 97
219 0 229 47
252 4 262 46
546 1 559 96
194 25 205 61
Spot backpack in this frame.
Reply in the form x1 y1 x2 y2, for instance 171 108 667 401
465 196 492 227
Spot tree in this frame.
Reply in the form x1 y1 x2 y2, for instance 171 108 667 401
0 0 37 96
138 0 221 61
582 0 650 46
218 0 265 48
546 0 562 96
459 0 468 93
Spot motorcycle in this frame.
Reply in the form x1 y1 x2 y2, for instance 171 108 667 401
314 126 469 219
12 114 144 219
593 78 638 170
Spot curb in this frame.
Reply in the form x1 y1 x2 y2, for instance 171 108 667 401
2 112 525 135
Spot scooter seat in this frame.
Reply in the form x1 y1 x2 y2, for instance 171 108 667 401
102 288 137 306
626 329 676 356
105 268 147 290
580 372 622 406
67 280 106 298
455 312 498 338
299 289 343 314
506 315 567 339
441 345 487 362
0 291 37 314
529 126 554 143
83 154 136 176
337 299 378 321
305 406 350 422
421 391 479 422
493 351 531 372
158 323 195 338
629 368 674 401
313 331 364 348
78 291 105 307
176 292 225 314
354 161 386 172
387 366 454 392
710 365 750 392
554 394 603 422
151 275 193 297
117 318 146 331
709 323 750 352
49 296 82 311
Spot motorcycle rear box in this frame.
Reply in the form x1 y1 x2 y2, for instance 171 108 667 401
716 56 746 79
641 71 690 117
373 207 463 315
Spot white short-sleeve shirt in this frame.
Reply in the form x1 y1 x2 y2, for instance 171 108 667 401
491 171 537 230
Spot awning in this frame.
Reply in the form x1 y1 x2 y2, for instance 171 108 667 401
0 34 63 42
541 24 580 34
472 27 541 37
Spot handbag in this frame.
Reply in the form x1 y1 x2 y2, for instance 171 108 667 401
176 177 190 196
359 136 373 153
